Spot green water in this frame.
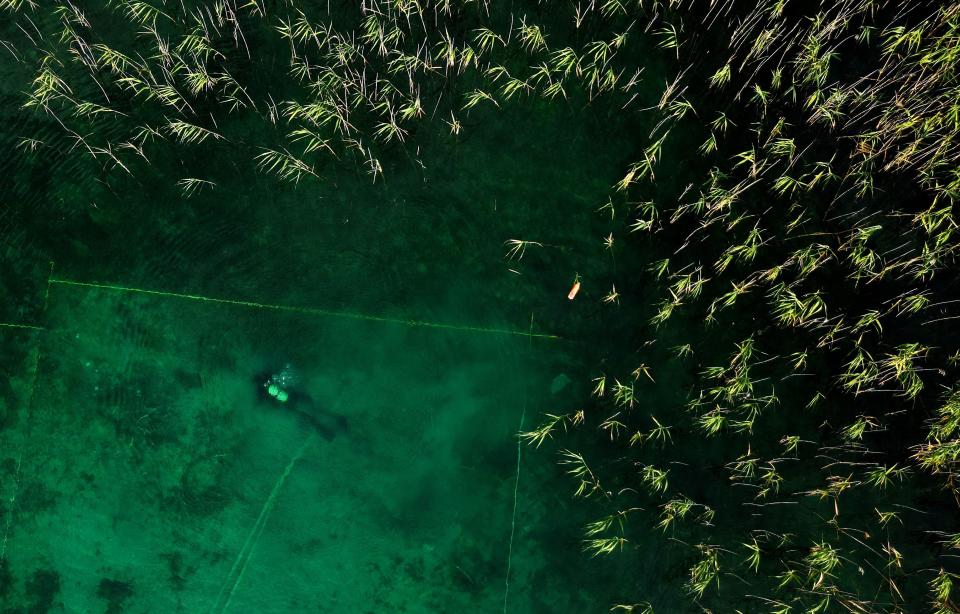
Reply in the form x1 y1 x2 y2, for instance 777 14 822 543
10 287 548 612
10 2 960 612
0 35 643 612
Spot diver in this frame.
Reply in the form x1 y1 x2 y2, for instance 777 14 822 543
262 363 300 404
256 363 348 441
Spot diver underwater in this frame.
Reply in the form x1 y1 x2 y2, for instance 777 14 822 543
256 363 348 441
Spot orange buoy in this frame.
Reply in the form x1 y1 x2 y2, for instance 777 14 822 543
567 280 581 300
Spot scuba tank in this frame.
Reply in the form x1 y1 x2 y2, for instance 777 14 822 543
263 363 302 403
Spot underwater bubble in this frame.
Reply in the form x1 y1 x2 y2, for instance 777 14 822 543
276 364 302 388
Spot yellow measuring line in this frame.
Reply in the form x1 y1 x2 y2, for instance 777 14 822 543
49 278 560 340
0 263 56 332
0 322 44 331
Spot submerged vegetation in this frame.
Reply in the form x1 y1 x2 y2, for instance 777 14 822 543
3 0 960 611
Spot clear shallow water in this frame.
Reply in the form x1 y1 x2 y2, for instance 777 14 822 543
0 68 644 613
5 282 547 612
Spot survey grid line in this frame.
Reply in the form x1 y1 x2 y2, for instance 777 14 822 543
0 322 44 331
49 278 561 340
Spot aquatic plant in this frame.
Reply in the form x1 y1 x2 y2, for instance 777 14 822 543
518 1 960 612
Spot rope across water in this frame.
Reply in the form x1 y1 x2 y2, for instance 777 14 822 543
49 278 561 340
